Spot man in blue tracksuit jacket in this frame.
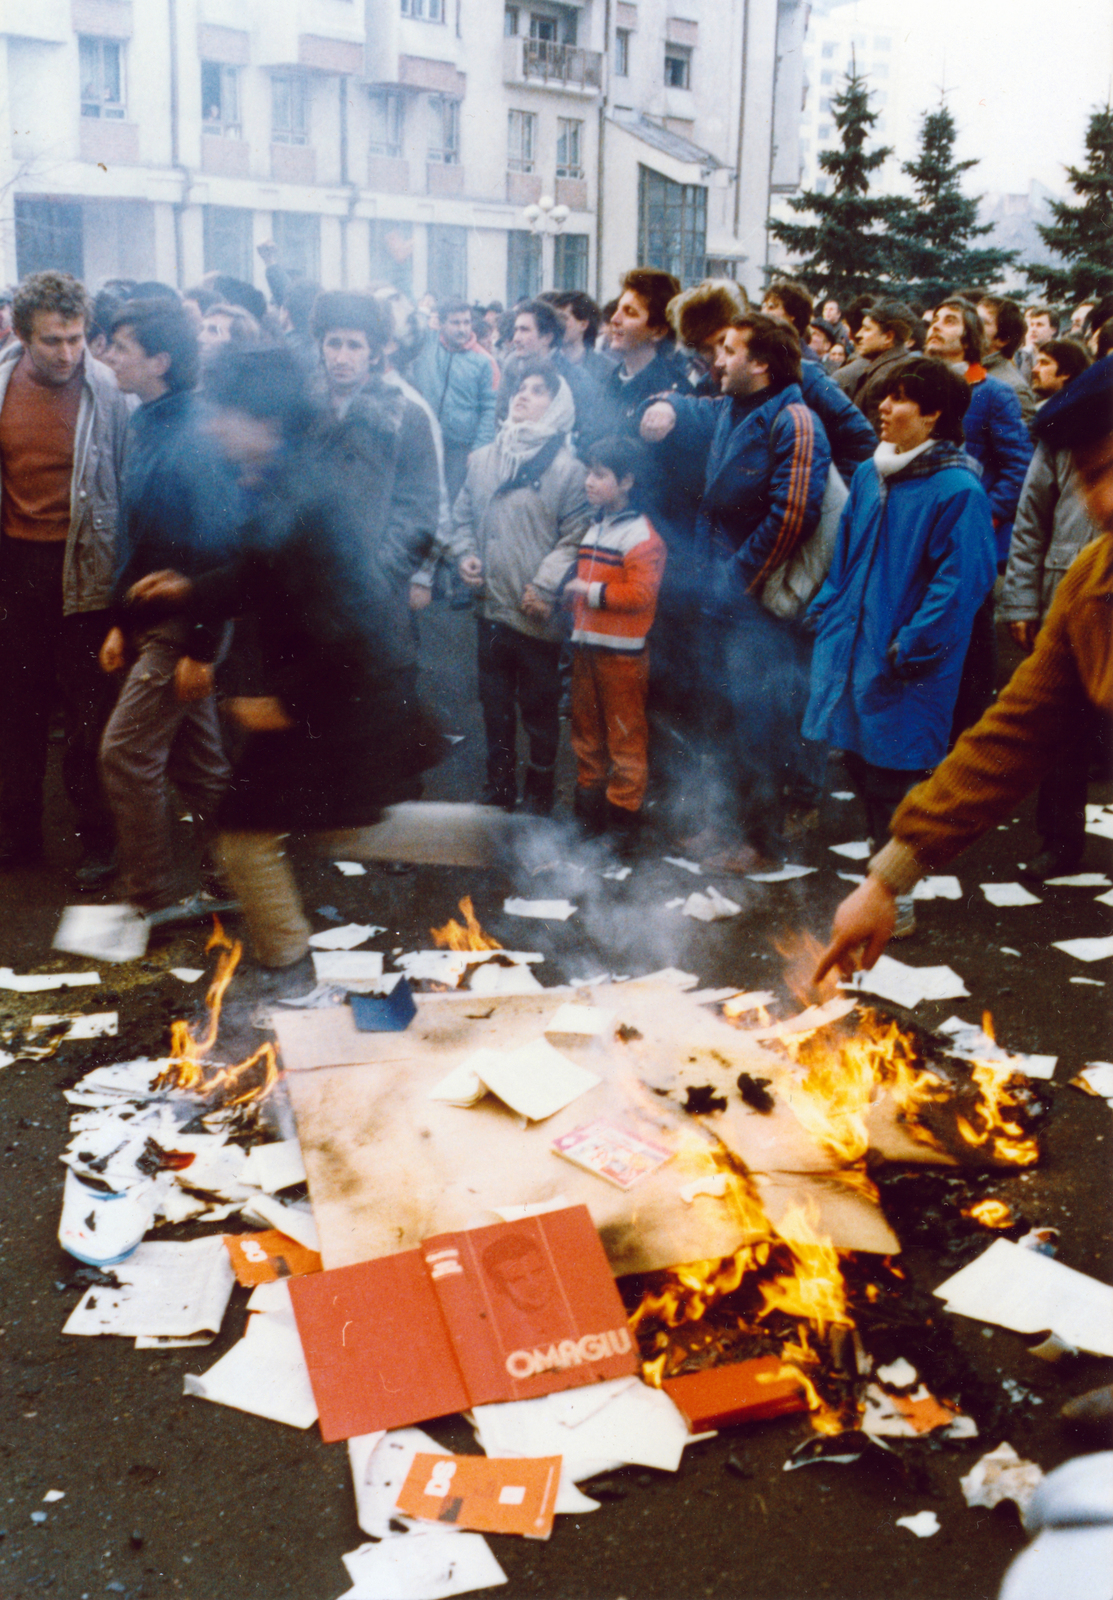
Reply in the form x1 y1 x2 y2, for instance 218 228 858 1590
408 299 496 502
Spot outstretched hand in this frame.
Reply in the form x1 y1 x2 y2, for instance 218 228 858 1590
812 876 897 985
127 569 193 609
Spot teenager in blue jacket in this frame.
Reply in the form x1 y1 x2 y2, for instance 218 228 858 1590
803 357 996 935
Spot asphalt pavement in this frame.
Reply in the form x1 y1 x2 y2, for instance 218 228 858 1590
1 602 1110 1600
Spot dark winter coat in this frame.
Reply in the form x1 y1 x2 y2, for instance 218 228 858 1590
797 358 878 483
803 444 997 770
961 368 1033 563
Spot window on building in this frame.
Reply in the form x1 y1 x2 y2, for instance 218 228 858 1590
554 233 588 291
369 219 414 295
272 73 309 145
615 27 630 75
821 40 836 57
369 90 404 158
201 61 240 136
401 0 444 19
79 36 125 119
507 109 537 173
15 197 84 280
820 69 833 85
530 14 558 42
637 164 706 287
664 43 691 89
427 95 460 163
429 223 467 300
556 117 583 179
507 230 542 302
203 206 253 280
816 177 829 196
272 212 320 281
819 96 831 114
818 123 831 139
504 6 520 34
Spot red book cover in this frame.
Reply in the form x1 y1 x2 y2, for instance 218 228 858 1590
288 1249 470 1443
422 1205 637 1405
290 1206 637 1442
662 1357 808 1432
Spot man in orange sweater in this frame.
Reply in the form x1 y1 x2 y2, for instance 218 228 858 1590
815 355 1113 980
565 435 666 850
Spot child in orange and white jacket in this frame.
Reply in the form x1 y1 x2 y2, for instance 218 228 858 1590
564 435 667 847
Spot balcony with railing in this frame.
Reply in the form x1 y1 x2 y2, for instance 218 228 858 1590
503 37 602 94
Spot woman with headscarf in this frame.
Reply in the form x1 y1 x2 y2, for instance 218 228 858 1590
451 362 590 814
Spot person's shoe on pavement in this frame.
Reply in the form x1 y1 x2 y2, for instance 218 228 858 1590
74 846 118 887
1020 846 1084 883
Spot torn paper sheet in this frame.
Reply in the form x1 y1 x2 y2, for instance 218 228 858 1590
1053 936 1113 963
1070 1061 1113 1105
29 1012 117 1041
937 1016 1057 1080
862 1383 974 1439
396 949 543 986
349 1427 445 1539
841 954 968 1008
471 1378 695 1476
600 865 632 881
183 1308 318 1428
169 968 204 983
0 967 100 993
63 1236 235 1340
544 1003 615 1037
396 1453 561 1540
339 1531 507 1600
503 898 577 921
720 991 778 1019
308 924 385 951
53 904 149 964
877 1358 917 1387
240 1139 307 1193
663 857 703 875
682 885 741 922
489 1195 574 1223
1071 976 1107 986
830 840 872 860
434 1038 601 1122
747 996 857 1042
1095 889 1113 907
934 1237 1113 1357
334 861 368 876
467 962 544 997
960 1443 1043 1514
912 876 962 901
312 950 385 986
745 865 817 884
896 1512 940 1538
242 1195 320 1253
981 883 1042 907
1084 804 1113 839
1044 873 1111 888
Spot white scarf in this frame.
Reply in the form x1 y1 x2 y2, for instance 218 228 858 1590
873 438 936 479
493 375 576 485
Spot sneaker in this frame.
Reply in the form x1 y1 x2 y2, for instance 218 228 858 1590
891 895 917 939
145 891 238 929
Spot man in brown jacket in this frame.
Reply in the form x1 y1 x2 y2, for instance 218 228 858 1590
815 355 1113 980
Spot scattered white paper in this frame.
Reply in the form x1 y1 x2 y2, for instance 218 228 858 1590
935 1237 1113 1357
841 955 968 1008
240 1139 306 1193
467 962 544 996
472 1379 694 1475
749 996 857 1041
241 1195 320 1253
348 1427 447 1539
41 1491 65 1504
960 1443 1043 1514
981 882 1042 908
1084 804 1113 839
311 950 385 984
0 967 100 993
837 872 866 885
30 1012 117 1041
912 876 962 901
308 923 385 951
830 840 871 860
339 1531 506 1600
1095 889 1113 908
663 856 703 875
682 885 741 922
1001 948 1021 957
169 968 205 983
545 1003 614 1037
937 1016 1057 1080
54 904 149 964
877 1358 917 1387
489 1195 573 1223
333 861 368 876
664 898 685 910
184 1309 318 1428
600 864 633 881
1052 936 1113 964
428 1058 487 1107
1044 873 1111 888
63 1237 235 1340
637 968 700 989
831 791 854 801
746 864 817 883
503 898 577 921
1071 976 1106 986
896 1511 940 1538
246 1278 293 1314
1073 1061 1113 1105
468 1038 601 1122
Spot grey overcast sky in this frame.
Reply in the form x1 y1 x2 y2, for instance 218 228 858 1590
831 0 1113 195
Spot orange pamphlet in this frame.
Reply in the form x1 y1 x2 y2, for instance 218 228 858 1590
223 1229 323 1286
395 1452 562 1540
289 1204 637 1442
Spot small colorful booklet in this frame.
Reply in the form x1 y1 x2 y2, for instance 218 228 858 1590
550 1118 674 1191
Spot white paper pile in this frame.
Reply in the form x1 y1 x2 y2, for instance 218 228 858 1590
63 1236 235 1341
937 1016 1057 1081
934 1238 1113 1357
502 898 578 921
338 1531 507 1600
307 923 385 951
428 1039 600 1121
471 1377 699 1480
681 885 741 922
960 1443 1044 1514
841 955 968 1007
981 882 1042 908
184 1308 318 1428
467 962 544 996
54 904 149 964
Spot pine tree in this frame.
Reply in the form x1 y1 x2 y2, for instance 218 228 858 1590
890 104 1015 303
767 63 908 299
1026 105 1113 302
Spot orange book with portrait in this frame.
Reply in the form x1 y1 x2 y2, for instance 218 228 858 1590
288 1205 637 1443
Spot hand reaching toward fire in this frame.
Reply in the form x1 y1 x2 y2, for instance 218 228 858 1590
813 875 897 984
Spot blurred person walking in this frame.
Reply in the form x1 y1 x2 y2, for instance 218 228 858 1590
0 271 129 876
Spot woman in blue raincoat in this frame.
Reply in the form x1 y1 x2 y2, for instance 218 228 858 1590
803 356 996 934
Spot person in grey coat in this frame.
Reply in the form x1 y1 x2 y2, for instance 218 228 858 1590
999 386 1106 878
452 363 590 813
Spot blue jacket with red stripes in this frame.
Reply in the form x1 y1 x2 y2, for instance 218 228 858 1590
667 382 832 619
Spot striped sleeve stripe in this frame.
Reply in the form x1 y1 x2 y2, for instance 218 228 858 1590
749 403 815 591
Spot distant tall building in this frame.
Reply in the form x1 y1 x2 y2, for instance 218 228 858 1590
795 0 912 198
0 0 806 304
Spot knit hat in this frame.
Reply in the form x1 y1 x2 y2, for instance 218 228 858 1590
1034 355 1113 452
668 280 749 351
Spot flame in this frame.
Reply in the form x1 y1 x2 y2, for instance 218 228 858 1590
431 896 502 952
956 1059 1040 1164
965 1197 1013 1228
156 918 278 1104
775 928 839 1007
756 1201 852 1338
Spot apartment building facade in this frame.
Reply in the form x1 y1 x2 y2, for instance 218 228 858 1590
0 0 805 305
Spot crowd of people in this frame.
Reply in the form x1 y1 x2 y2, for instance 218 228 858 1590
0 253 1109 966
